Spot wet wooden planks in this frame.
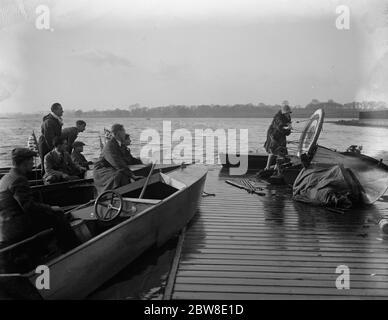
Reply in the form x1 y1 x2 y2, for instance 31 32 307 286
171 167 388 299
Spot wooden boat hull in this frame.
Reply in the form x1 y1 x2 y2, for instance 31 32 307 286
0 169 42 180
220 153 268 170
219 152 300 172
311 145 388 204
1 165 207 300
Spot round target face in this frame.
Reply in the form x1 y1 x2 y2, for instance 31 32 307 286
298 109 325 157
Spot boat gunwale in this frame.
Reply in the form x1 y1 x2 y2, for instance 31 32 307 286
30 178 94 191
314 145 388 170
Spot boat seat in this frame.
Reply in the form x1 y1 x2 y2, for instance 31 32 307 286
71 220 93 243
0 229 56 274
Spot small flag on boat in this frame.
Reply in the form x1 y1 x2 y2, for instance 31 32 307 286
103 128 113 146
104 128 113 140
99 135 104 151
27 130 39 155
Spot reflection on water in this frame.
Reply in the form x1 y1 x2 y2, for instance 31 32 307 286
88 237 178 300
1 117 388 167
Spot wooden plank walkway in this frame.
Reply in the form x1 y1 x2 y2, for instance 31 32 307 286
171 166 388 299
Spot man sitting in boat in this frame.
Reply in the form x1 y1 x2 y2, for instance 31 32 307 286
61 120 87 153
263 101 292 175
43 137 86 184
0 148 79 251
122 134 143 165
93 124 143 194
71 141 92 170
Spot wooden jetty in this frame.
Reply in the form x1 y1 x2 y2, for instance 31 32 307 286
166 166 388 300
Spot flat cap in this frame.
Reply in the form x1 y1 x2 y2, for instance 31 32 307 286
73 141 85 147
12 148 37 160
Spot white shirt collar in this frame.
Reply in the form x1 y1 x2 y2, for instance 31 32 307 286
50 112 63 125
114 138 122 147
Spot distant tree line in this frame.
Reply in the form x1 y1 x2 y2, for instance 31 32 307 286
66 99 388 118
4 99 386 118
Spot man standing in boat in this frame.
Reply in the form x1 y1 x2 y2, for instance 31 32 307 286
0 148 79 252
263 101 292 174
38 103 64 171
93 124 143 194
61 120 87 153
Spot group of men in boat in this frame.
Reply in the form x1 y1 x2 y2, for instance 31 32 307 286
0 103 144 253
37 102 90 183
35 102 143 188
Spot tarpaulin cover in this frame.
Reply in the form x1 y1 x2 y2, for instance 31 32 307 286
292 164 362 209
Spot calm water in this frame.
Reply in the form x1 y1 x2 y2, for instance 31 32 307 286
1 116 388 166
1 116 388 299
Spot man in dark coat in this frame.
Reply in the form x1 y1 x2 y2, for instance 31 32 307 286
61 120 86 153
93 124 143 195
0 148 79 251
264 102 292 171
71 141 92 170
121 134 143 165
43 137 86 184
38 103 64 170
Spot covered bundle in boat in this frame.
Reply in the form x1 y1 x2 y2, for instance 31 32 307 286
292 109 388 208
293 164 362 209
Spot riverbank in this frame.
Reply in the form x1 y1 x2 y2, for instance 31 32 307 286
329 120 388 129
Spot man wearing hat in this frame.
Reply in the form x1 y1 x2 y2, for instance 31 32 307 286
43 136 86 184
94 124 143 195
263 101 293 172
0 148 79 251
71 141 92 170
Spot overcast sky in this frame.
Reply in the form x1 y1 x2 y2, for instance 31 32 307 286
0 0 387 113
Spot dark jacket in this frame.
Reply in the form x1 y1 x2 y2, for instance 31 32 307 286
94 139 133 177
61 127 78 153
121 146 142 166
43 149 82 179
0 169 52 247
38 114 63 152
264 111 291 156
71 150 90 170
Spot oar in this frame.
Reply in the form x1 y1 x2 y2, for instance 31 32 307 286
139 162 156 199
225 179 265 196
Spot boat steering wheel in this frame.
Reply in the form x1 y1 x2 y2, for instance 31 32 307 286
94 191 123 221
